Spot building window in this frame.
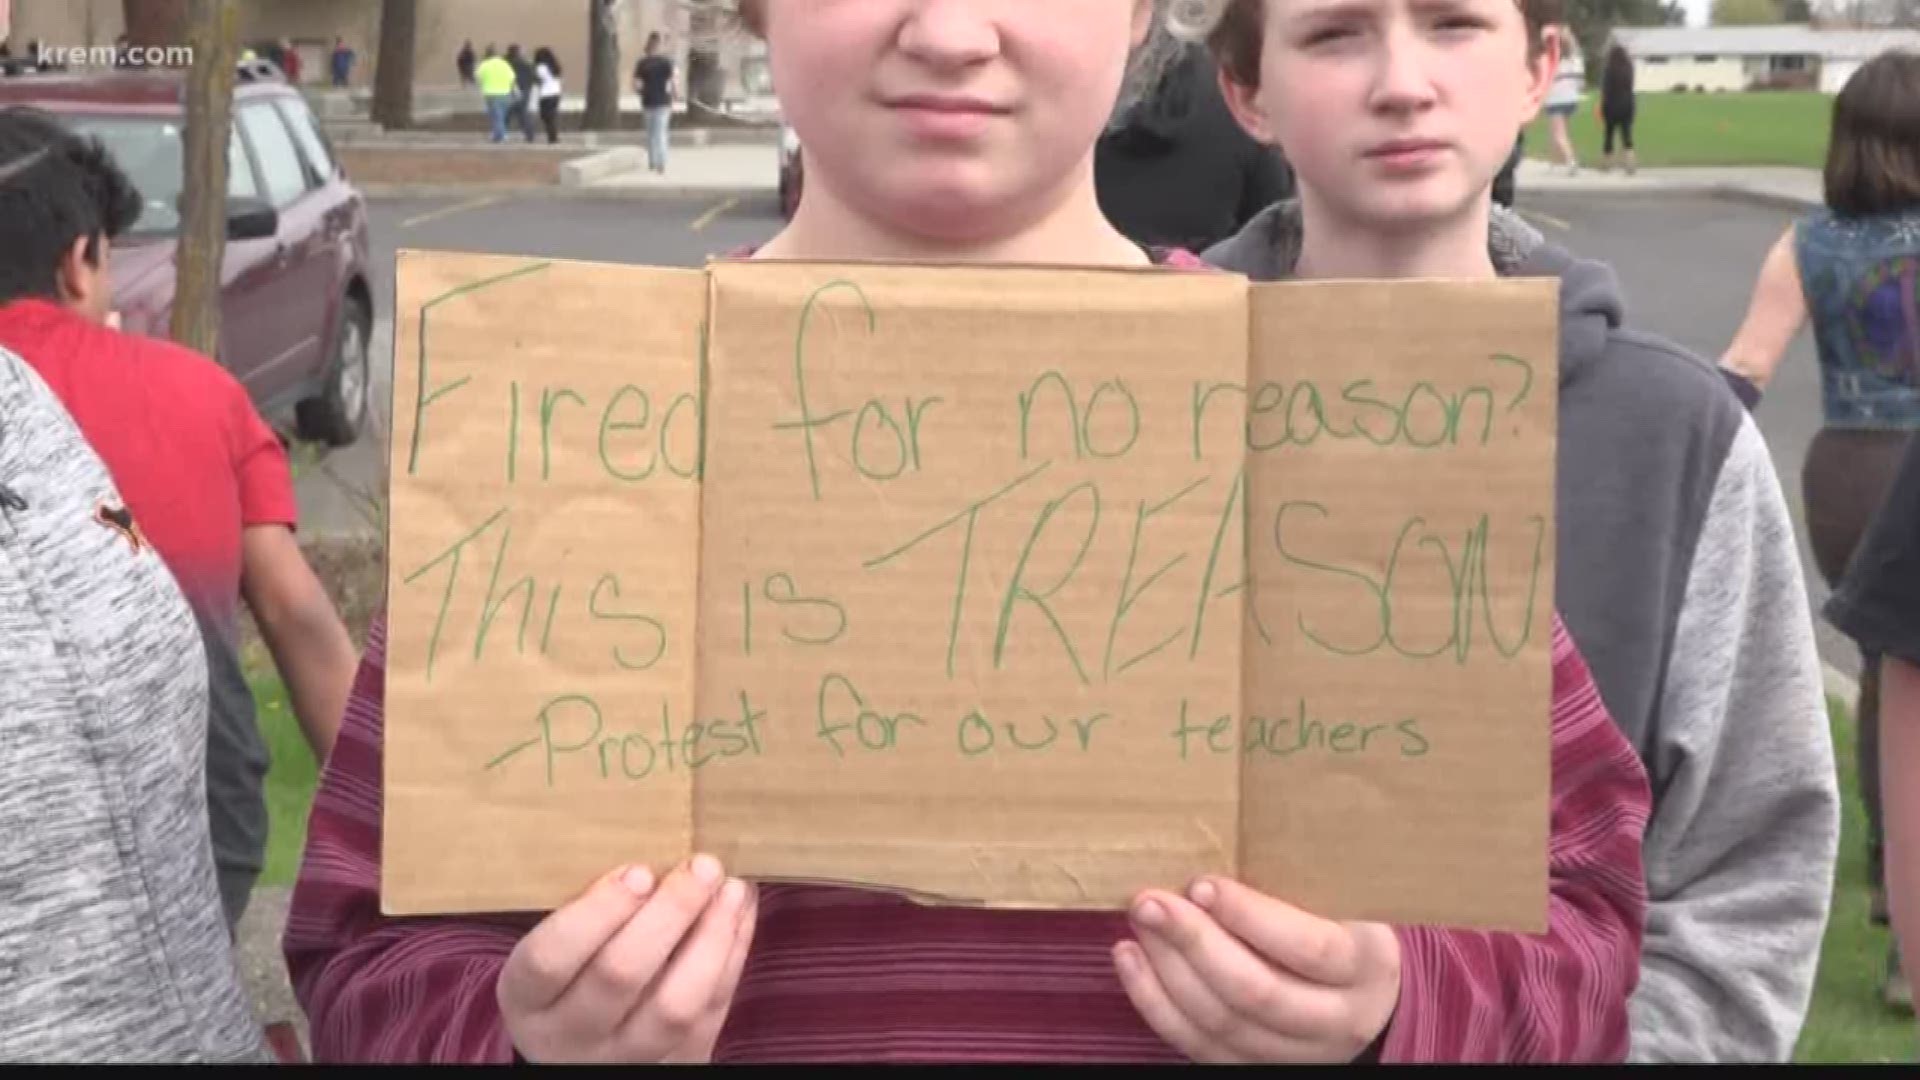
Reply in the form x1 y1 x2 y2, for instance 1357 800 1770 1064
1695 54 1719 62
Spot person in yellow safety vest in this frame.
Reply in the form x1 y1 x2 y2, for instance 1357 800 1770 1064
475 47 518 144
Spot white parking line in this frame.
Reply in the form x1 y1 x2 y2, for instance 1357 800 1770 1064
689 196 741 233
1521 208 1572 232
400 194 505 229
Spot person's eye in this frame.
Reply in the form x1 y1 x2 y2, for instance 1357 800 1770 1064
1302 26 1357 46
1435 15 1492 31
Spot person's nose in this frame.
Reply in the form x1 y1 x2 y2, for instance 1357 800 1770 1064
1367 26 1439 116
895 0 1003 72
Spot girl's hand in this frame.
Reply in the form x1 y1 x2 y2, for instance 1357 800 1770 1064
498 855 758 1063
1114 877 1401 1063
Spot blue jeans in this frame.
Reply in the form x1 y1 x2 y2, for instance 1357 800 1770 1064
646 106 671 172
485 95 511 143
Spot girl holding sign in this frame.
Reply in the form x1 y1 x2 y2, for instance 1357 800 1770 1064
283 0 1650 1063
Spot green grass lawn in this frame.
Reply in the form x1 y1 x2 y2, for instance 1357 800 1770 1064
1525 91 1832 170
1794 696 1917 1063
250 672 320 888
247 677 1914 1060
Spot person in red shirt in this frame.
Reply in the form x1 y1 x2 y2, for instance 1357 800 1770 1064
280 0 1651 1064
0 106 360 931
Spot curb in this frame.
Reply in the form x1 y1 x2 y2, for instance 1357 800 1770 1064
358 181 775 201
1707 182 1821 213
1518 172 1819 211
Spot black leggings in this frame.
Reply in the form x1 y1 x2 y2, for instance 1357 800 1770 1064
1603 113 1634 153
539 96 560 144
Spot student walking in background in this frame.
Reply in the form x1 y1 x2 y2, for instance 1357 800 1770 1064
1719 50 1920 1015
1600 43 1635 175
1541 23 1583 174
534 48 564 145
505 45 539 144
330 36 354 88
475 47 517 144
634 32 676 174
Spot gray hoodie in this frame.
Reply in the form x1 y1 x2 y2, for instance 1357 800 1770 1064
1206 204 1839 1063
0 346 267 1062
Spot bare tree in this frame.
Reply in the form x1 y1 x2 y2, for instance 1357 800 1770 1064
372 0 418 130
586 0 622 130
170 0 237 356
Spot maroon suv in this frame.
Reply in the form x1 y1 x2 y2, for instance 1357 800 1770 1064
0 62 374 446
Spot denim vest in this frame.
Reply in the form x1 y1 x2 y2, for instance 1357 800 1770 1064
1796 209 1920 429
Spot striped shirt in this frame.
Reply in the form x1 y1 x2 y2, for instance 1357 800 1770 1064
283 610 1650 1063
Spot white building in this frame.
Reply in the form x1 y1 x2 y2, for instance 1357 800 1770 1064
1611 24 1920 93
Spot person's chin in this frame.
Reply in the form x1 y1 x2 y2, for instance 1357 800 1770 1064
879 169 1015 235
1351 177 1485 230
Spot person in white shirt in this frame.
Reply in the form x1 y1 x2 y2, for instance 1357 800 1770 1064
533 47 565 145
1542 24 1586 174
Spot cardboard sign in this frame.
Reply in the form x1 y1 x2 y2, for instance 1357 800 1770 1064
385 252 1559 932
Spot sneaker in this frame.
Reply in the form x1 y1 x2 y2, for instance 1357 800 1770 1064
1886 946 1914 1015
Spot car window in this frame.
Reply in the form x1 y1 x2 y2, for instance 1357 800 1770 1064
273 97 335 185
236 103 307 208
64 115 183 234
228 123 259 200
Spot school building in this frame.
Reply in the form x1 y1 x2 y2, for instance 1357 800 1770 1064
1610 24 1920 94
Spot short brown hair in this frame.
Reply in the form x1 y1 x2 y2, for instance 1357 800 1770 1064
1823 50 1920 217
1197 0 1560 88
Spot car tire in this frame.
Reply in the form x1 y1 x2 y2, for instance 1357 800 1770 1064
296 294 370 448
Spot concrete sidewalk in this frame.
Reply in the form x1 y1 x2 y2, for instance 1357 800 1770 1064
582 142 780 196
1514 158 1821 209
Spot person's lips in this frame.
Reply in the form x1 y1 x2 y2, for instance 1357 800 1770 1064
1363 138 1452 170
884 93 1011 139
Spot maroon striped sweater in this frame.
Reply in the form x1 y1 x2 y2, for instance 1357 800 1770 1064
283 608 1649 1063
